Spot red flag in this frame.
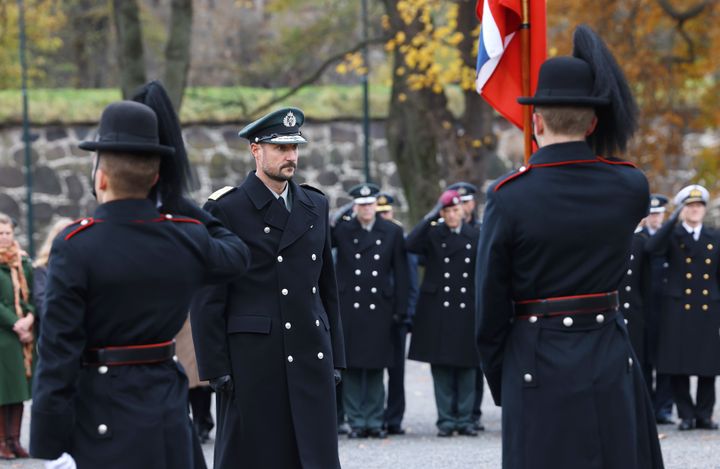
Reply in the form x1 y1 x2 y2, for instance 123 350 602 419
475 0 547 129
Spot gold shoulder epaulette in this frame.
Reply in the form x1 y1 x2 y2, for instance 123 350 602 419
208 186 235 201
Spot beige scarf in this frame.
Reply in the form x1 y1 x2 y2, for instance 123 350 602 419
0 240 33 378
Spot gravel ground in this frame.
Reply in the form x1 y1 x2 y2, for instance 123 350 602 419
12 358 720 468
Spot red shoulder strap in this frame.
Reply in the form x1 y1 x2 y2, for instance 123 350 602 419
596 156 637 168
65 218 102 240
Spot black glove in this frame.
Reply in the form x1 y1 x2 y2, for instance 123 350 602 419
334 369 342 386
403 316 413 333
209 374 234 394
392 313 408 325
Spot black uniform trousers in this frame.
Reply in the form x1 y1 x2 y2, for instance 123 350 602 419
431 365 476 432
670 375 716 420
642 364 674 419
384 324 408 429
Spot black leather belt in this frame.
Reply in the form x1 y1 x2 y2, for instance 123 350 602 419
514 291 619 319
83 340 176 366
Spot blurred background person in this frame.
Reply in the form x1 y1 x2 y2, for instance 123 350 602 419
32 217 73 338
0 212 35 460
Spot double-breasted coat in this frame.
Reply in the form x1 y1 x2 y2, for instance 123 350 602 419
332 216 409 369
645 219 720 376
29 199 251 468
618 230 651 365
476 142 663 469
406 219 480 368
190 171 346 469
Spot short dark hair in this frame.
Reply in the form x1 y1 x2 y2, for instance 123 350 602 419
98 152 161 198
535 106 596 136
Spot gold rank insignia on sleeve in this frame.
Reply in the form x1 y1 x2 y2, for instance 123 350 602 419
208 186 235 201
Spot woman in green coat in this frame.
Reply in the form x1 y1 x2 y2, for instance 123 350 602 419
0 213 34 460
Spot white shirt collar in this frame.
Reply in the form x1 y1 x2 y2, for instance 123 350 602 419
266 182 290 207
682 222 702 241
360 219 375 232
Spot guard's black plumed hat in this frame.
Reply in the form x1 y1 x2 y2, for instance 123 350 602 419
517 56 609 107
79 101 175 157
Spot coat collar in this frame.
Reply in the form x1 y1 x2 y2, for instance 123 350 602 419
94 198 160 220
529 141 595 166
242 171 315 211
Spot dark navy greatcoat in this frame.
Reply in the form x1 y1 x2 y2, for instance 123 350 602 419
645 220 720 376
618 230 651 365
406 219 480 368
30 199 250 469
332 216 409 369
476 142 663 469
190 171 345 469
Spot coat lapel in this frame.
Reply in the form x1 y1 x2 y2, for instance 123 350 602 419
278 181 318 252
242 171 290 231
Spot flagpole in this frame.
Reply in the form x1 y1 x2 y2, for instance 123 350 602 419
520 0 532 164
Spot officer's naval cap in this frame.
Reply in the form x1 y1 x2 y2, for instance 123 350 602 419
349 183 380 205
649 194 668 213
238 107 307 145
376 192 395 213
447 182 477 202
439 190 462 209
674 184 709 206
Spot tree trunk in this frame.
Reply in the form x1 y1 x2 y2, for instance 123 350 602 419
112 0 146 98
163 0 193 111
382 0 495 223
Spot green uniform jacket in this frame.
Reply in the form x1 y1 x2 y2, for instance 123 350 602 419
0 256 34 405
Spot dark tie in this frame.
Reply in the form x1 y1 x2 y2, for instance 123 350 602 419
278 196 289 212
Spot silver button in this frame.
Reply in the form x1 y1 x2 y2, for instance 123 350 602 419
630 254 634 260
624 318 629 325
355 286 361 292
355 269 361 276
355 253 361 259
287 355 294 363
460 303 466 309
441 243 447 248
80 219 89 226
372 270 378 277
281 288 289 296
376 239 382 245
173 355 179 363
627 269 632 275
462 273 469 278
523 373 533 382
663 262 669 268
317 352 324 360
460 287 467 293
312 287 317 294
628 357 633 367
264 226 270 234
625 286 631 292
595 314 605 324
563 317 574 327
444 286 450 292
353 302 360 309
444 272 450 278
98 366 108 375
466 244 472 250
353 238 358 244
165 214 173 219
315 320 320 327
371 287 377 294
465 257 471 263
528 316 538 323
519 166 527 172
277 255 283 262
373 254 380 260
369 304 376 310
285 322 292 330
444 257 450 263
97 424 108 435
443 301 450 307
311 254 317 261
623 302 630 309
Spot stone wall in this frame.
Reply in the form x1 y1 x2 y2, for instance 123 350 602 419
0 121 405 252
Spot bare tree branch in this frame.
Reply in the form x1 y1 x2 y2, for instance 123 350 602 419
245 35 388 118
656 0 714 65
